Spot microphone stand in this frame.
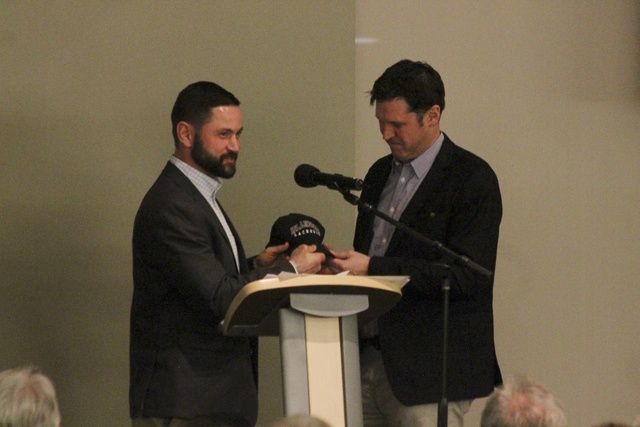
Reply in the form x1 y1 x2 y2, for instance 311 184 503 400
337 188 493 278
335 185 492 427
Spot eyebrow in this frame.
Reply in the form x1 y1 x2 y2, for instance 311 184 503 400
216 126 243 133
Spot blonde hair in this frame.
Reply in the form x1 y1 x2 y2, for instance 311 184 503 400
481 375 566 427
0 367 61 427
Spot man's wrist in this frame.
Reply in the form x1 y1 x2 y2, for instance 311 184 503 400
289 260 299 274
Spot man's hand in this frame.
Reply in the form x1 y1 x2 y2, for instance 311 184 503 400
289 244 325 274
254 242 290 269
326 249 370 276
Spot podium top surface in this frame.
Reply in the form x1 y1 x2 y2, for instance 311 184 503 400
222 274 407 336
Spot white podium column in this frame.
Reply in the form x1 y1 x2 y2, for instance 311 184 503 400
279 294 368 427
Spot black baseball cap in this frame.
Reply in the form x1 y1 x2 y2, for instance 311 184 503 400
266 213 333 258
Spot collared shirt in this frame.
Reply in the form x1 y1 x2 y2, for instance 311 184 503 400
169 156 241 272
368 132 444 257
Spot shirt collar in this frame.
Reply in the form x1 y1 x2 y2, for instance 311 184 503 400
392 132 444 180
170 155 223 200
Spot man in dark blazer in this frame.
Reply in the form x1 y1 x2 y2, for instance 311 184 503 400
329 60 502 426
130 81 325 427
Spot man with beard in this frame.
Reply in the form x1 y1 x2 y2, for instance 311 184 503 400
130 81 325 427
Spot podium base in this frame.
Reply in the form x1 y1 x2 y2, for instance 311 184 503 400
279 294 365 427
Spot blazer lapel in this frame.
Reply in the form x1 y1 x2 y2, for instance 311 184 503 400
355 156 393 253
217 201 248 273
162 162 243 269
385 137 454 254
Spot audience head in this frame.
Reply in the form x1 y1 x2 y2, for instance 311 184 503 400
480 375 566 427
0 366 61 427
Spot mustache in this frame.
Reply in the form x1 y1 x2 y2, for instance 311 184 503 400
221 152 238 161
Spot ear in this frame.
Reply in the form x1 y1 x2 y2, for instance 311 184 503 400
176 121 195 148
425 105 441 126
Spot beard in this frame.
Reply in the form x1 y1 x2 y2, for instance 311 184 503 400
191 131 237 179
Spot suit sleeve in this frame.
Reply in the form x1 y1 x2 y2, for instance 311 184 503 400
136 186 294 319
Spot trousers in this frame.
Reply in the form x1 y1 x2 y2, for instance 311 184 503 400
360 346 471 427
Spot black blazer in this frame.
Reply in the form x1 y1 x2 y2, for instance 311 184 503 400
130 162 294 426
355 135 503 405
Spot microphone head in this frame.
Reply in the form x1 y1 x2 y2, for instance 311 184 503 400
294 164 319 188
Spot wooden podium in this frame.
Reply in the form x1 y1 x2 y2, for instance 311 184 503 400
222 274 407 427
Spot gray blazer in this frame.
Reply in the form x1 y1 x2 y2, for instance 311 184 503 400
130 162 294 426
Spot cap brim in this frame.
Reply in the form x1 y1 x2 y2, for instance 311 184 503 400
315 244 334 258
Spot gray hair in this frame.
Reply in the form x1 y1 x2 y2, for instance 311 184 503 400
481 375 567 427
0 367 61 427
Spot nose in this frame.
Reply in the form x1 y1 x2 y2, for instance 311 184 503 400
380 123 395 142
228 135 240 152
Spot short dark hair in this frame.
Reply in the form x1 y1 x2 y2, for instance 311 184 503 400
369 59 445 118
171 81 240 148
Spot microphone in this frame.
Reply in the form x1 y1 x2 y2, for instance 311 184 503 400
294 164 364 191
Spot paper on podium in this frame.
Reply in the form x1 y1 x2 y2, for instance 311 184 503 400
269 271 409 285
222 273 408 336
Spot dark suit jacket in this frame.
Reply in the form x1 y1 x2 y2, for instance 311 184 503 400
355 135 503 405
130 162 295 426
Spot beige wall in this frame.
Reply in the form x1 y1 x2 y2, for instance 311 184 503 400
356 1 640 426
0 1 354 425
